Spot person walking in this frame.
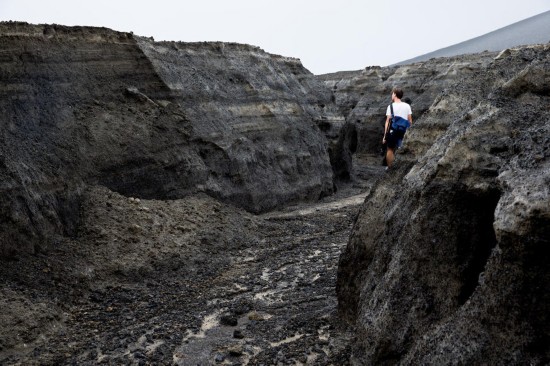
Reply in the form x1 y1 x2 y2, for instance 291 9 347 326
382 87 412 169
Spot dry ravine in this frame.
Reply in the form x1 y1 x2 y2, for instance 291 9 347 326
2 21 549 366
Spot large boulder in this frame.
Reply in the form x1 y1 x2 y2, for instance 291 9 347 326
337 44 550 364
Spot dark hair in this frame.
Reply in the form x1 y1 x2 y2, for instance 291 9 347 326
392 87 404 99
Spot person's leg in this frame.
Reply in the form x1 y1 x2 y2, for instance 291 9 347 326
386 147 395 167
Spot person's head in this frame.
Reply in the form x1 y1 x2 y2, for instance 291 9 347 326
392 87 404 100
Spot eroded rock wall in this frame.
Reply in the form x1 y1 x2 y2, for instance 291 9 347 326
136 38 344 210
0 23 342 256
0 24 190 256
336 44 550 364
318 53 498 179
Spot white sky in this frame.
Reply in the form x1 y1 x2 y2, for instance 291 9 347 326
1 0 549 74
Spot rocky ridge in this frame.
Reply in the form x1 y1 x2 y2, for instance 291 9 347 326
334 44 550 364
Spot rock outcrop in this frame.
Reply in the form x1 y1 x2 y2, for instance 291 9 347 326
318 52 498 179
0 23 343 256
336 44 550 364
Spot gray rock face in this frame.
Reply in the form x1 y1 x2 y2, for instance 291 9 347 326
0 23 342 256
318 52 498 179
336 44 550 364
135 38 344 209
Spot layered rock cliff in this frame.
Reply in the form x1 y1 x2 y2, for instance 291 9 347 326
1 20 549 365
318 51 499 179
0 22 343 256
335 44 550 364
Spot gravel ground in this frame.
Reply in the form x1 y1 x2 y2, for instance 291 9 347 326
0 154 382 365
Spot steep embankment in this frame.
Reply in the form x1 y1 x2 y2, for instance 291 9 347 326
0 23 343 257
336 44 550 364
0 23 182 256
136 38 344 211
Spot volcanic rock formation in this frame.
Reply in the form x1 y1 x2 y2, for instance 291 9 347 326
1 20 549 366
317 51 499 179
0 22 343 257
335 44 550 364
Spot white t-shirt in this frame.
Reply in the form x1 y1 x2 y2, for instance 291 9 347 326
386 102 412 119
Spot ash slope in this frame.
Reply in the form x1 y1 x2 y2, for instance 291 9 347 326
395 10 550 65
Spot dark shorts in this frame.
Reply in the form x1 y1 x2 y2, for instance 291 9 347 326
386 130 404 149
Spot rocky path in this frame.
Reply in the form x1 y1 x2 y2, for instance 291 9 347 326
170 197 363 365
1 157 380 365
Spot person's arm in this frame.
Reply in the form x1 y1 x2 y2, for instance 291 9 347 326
408 114 413 125
383 115 391 142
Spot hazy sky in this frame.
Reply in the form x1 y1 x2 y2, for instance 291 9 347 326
1 0 549 74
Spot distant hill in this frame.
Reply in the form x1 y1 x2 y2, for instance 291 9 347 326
394 10 550 65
